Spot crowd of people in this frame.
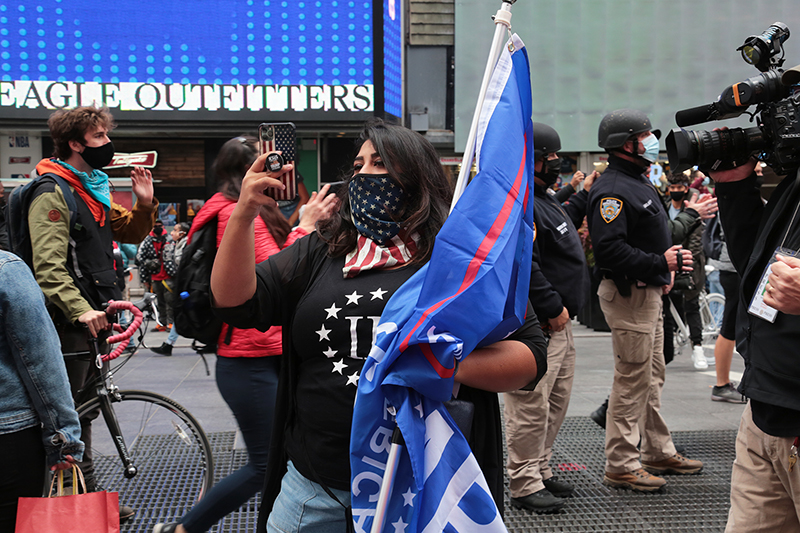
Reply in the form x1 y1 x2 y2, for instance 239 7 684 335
1 100 799 533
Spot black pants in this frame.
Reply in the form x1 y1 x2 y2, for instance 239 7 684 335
65 357 102 491
152 278 174 326
0 426 46 533
663 289 703 365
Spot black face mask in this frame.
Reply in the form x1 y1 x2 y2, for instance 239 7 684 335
79 140 115 170
669 190 686 202
535 157 561 187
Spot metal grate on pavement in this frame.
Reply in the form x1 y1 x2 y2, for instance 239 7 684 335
116 418 736 532
503 417 736 532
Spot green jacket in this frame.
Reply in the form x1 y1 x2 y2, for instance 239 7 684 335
29 180 156 323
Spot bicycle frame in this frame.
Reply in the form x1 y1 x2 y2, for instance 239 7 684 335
669 289 724 352
66 296 151 480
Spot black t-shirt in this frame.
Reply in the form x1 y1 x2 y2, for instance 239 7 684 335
751 400 800 437
214 233 547 495
287 253 419 488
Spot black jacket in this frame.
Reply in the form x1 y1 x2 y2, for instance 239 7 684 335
717 172 800 435
0 203 8 251
530 184 588 320
587 155 671 286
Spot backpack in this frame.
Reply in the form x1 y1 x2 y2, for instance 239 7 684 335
172 216 225 353
8 172 78 271
702 215 724 261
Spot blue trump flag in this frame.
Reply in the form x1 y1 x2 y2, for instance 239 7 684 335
350 34 534 533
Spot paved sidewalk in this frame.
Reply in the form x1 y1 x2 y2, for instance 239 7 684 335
133 322 747 434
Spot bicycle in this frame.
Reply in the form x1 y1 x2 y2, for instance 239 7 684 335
64 293 214 532
670 288 725 353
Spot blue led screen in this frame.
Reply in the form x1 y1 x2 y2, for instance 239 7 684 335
0 0 386 121
382 0 402 119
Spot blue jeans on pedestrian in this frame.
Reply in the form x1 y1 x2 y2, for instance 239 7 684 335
166 323 179 345
707 269 723 295
180 355 279 533
267 461 351 533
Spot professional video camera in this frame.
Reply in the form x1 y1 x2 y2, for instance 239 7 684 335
667 22 800 175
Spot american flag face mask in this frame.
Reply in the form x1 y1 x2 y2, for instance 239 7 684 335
348 173 407 245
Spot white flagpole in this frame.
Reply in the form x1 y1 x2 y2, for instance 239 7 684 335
368 4 519 533
450 0 517 213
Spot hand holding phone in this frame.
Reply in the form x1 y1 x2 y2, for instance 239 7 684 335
258 122 297 200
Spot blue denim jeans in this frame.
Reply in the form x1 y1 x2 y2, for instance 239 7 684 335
166 322 180 345
181 356 279 533
267 461 351 533
707 269 723 295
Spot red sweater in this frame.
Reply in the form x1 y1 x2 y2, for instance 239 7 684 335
189 193 307 358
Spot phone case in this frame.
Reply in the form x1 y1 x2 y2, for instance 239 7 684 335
258 122 297 201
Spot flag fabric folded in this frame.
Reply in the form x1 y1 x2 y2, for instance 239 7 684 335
350 33 535 533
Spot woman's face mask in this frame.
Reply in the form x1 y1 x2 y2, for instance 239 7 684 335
348 173 407 244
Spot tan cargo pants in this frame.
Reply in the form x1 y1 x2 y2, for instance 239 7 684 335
726 402 800 532
598 279 676 473
504 321 576 497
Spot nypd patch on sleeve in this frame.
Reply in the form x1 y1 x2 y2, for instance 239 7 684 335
600 197 623 223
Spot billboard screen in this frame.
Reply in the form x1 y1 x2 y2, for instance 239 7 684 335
382 0 402 119
0 0 397 123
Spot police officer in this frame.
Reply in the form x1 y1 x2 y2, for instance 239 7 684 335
504 123 595 513
587 109 703 492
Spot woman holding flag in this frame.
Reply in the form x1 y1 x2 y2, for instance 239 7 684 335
209 118 547 532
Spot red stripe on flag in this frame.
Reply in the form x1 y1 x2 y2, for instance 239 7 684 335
421 343 455 378
398 138 528 378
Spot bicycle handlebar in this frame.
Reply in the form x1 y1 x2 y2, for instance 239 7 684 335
97 293 155 362
102 302 142 361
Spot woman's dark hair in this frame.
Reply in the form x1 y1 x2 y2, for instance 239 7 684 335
318 118 453 265
212 136 292 247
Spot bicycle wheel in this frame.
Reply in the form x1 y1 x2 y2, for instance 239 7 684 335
77 390 214 532
701 292 726 344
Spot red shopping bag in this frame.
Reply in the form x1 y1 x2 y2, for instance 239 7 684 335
15 465 119 533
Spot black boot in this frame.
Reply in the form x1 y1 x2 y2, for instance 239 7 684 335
151 342 173 356
590 397 609 429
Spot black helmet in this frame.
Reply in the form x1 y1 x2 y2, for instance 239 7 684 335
597 109 661 150
532 122 561 161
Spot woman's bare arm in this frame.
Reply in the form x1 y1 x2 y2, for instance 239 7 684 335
455 340 539 393
211 153 292 308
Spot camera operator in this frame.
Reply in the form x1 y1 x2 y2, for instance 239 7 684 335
587 109 703 493
711 154 800 531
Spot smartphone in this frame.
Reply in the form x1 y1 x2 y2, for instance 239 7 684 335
258 122 297 201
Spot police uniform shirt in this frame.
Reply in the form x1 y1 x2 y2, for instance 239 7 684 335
530 184 589 320
587 154 671 287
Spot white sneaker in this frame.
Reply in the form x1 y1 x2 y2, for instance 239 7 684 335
692 346 709 370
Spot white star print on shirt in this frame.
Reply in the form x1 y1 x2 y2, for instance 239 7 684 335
346 372 360 386
324 303 341 319
332 359 347 374
323 347 337 358
345 291 363 305
316 325 331 341
370 288 387 300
